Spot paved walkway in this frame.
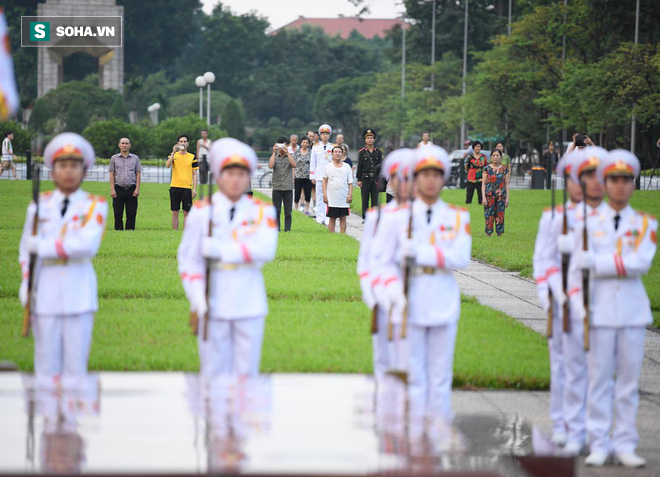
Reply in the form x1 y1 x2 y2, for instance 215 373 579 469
341 205 660 476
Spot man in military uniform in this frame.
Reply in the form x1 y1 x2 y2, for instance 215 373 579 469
569 150 656 468
358 149 414 382
310 124 334 226
19 133 108 390
177 138 278 377
373 145 472 422
356 129 383 220
533 151 586 453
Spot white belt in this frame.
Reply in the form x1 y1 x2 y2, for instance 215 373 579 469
409 265 448 276
41 258 90 266
210 261 258 271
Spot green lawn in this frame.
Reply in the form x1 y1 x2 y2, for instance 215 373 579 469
351 187 660 327
0 180 556 388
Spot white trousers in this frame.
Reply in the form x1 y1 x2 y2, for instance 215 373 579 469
562 319 588 446
407 322 458 421
198 316 265 378
315 181 326 224
372 308 408 382
587 326 646 455
372 307 390 381
33 313 94 385
548 306 566 437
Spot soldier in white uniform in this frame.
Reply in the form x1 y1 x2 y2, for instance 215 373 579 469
571 150 656 468
532 151 588 452
178 138 278 378
358 149 414 381
373 145 472 422
18 133 107 390
310 124 334 226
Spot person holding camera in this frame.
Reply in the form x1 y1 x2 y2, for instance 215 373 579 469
356 128 383 221
269 136 296 232
567 133 594 153
166 134 198 230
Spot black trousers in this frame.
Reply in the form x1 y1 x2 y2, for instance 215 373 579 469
360 177 379 217
465 181 482 205
113 185 138 230
272 189 293 232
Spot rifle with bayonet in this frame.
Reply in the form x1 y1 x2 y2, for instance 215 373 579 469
22 164 41 338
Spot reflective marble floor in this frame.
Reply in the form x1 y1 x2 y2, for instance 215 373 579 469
0 373 566 476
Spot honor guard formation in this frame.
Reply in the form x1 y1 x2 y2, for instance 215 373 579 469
16 131 657 471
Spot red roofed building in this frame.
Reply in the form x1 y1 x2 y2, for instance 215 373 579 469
272 16 405 39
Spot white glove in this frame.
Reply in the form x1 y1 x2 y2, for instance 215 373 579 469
578 251 594 271
19 281 28 308
360 277 376 310
537 286 550 312
386 280 407 324
401 239 416 260
201 237 222 260
557 234 573 255
570 293 586 322
190 290 208 318
26 236 40 255
547 273 567 307
373 281 390 311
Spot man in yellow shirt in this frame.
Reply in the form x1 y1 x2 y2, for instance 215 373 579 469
166 134 199 230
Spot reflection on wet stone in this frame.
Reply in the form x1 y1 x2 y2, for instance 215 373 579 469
1 373 571 476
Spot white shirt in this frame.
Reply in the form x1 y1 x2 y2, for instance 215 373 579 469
310 142 333 180
198 139 211 157
2 137 12 159
322 162 352 208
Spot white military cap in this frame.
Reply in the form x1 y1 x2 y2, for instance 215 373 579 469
381 148 415 180
209 138 258 177
43 132 95 170
557 150 579 181
570 146 609 183
413 145 451 180
598 149 640 182
318 124 332 135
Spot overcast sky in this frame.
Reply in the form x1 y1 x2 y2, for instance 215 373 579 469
200 0 405 31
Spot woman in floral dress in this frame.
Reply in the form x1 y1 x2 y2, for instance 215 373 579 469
481 149 508 236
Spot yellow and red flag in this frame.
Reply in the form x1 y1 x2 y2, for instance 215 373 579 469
0 8 19 120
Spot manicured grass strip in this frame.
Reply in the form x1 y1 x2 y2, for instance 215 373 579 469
0 181 571 386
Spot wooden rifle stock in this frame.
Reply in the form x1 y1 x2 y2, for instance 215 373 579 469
547 179 555 338
22 165 41 338
370 206 382 335
203 171 213 341
401 205 413 340
582 191 590 351
561 185 570 333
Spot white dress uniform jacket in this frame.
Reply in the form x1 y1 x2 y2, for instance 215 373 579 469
19 188 107 316
571 203 657 327
178 192 278 320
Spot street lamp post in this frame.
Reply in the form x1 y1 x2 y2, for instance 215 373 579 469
431 0 436 90
147 103 161 126
401 15 407 147
203 71 215 126
632 0 640 189
459 0 468 189
195 76 206 119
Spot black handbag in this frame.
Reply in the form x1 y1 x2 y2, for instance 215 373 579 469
377 177 388 193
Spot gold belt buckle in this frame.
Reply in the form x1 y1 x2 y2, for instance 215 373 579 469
220 263 239 271
422 266 434 275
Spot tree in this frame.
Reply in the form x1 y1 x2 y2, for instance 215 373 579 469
66 99 89 134
109 97 129 122
314 76 371 148
82 119 148 158
146 114 226 158
222 99 246 141
29 99 51 134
